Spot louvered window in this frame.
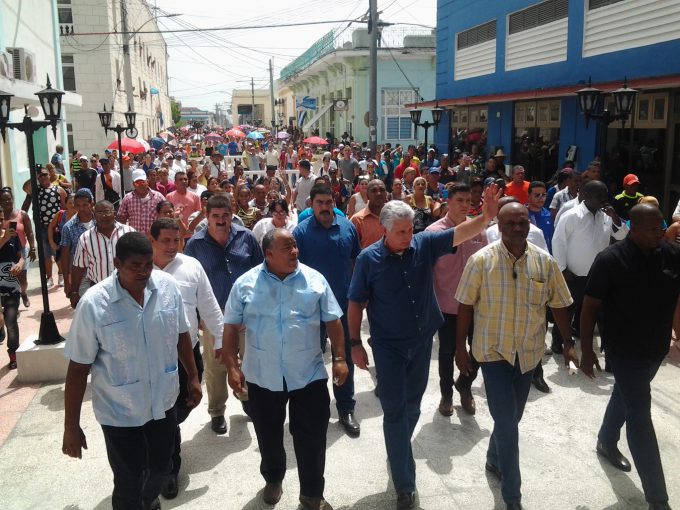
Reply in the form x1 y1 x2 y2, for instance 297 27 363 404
457 21 497 50
508 0 568 35
589 0 624 9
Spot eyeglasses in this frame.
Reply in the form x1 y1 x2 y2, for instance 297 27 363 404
0 187 12 194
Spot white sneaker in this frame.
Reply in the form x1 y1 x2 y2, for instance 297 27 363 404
46 277 54 287
58 275 64 287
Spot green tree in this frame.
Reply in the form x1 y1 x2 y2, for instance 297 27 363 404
170 99 182 125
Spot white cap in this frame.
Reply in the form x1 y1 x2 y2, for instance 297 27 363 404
132 169 147 182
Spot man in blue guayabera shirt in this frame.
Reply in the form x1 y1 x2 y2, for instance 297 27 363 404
62 232 202 510
223 228 348 510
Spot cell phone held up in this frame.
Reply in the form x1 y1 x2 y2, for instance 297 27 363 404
8 221 17 231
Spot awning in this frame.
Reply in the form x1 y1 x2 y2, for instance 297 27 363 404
407 74 680 109
0 76 82 110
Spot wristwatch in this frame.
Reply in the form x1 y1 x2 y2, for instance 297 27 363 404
350 338 362 347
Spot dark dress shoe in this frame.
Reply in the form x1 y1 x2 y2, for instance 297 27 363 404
532 375 550 393
596 441 632 472
458 389 476 415
550 341 563 354
160 473 178 499
485 462 502 480
649 503 672 510
438 398 454 417
262 481 283 505
211 415 227 435
506 503 522 510
299 495 333 510
338 411 360 437
396 491 415 510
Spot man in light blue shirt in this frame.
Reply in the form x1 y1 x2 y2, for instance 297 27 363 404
62 232 201 510
223 228 347 510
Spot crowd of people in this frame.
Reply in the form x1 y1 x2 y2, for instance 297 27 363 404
3 128 674 510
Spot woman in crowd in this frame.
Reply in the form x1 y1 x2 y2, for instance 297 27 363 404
156 200 188 250
390 178 407 202
0 213 24 370
235 186 262 230
402 167 417 195
408 176 441 233
207 177 221 193
0 187 35 308
251 199 297 245
48 193 76 291
347 176 370 218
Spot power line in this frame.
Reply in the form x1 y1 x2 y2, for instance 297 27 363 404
66 19 368 37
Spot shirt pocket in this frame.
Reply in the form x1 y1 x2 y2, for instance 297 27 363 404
528 279 548 306
159 309 180 372
98 320 139 386
177 281 198 307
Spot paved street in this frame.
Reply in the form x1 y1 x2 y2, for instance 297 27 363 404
1 269 680 510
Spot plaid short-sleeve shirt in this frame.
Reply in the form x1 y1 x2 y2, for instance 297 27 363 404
455 240 572 373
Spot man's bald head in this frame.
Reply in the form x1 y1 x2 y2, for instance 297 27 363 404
498 202 530 248
498 196 519 210
629 203 662 227
498 201 528 220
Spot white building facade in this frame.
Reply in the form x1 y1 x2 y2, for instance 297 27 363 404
0 0 82 201
57 0 171 157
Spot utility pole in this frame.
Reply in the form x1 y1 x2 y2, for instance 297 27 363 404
269 59 276 132
215 103 221 127
251 77 256 125
368 0 378 157
121 0 135 122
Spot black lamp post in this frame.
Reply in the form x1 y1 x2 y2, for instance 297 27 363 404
576 77 638 163
410 101 444 153
0 75 65 345
98 104 137 196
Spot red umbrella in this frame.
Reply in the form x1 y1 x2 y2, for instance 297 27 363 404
205 132 223 142
303 136 329 145
226 128 246 138
107 137 148 154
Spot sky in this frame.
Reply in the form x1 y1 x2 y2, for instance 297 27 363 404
152 0 438 113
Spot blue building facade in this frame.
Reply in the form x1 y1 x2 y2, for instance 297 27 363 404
432 0 680 212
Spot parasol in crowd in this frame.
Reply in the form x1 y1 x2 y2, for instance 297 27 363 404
108 137 149 154
246 131 264 140
205 132 223 142
276 131 291 139
303 136 329 145
226 128 246 138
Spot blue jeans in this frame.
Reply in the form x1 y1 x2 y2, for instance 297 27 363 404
481 357 535 505
598 357 667 504
320 314 355 413
372 336 433 493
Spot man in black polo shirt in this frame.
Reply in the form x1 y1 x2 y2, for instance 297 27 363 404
580 204 678 510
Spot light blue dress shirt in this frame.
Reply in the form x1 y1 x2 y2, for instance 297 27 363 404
65 270 190 427
223 262 343 392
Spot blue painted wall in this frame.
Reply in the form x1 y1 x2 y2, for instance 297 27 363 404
434 0 680 168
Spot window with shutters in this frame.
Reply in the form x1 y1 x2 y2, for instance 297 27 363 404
457 20 496 50
61 55 76 92
382 89 414 140
589 0 624 9
508 0 568 35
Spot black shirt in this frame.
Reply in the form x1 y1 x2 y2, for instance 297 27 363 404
585 237 680 361
75 168 98 194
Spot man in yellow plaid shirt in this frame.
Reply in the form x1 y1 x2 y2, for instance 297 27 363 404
455 202 578 510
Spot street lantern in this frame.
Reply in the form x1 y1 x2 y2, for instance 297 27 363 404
124 104 137 131
612 78 637 121
0 75 66 345
576 77 602 127
409 98 443 151
97 104 112 129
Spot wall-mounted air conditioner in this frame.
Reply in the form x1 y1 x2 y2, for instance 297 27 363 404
6 47 37 82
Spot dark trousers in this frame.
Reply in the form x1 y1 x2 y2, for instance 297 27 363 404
482 357 535 505
101 407 177 510
437 312 478 399
598 357 668 504
320 313 355 413
552 275 588 345
372 336 433 493
248 379 330 498
171 342 204 475
2 295 20 354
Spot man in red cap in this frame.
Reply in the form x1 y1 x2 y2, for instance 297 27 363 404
613 173 643 220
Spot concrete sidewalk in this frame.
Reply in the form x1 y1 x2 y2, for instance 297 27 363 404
1 268 679 509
